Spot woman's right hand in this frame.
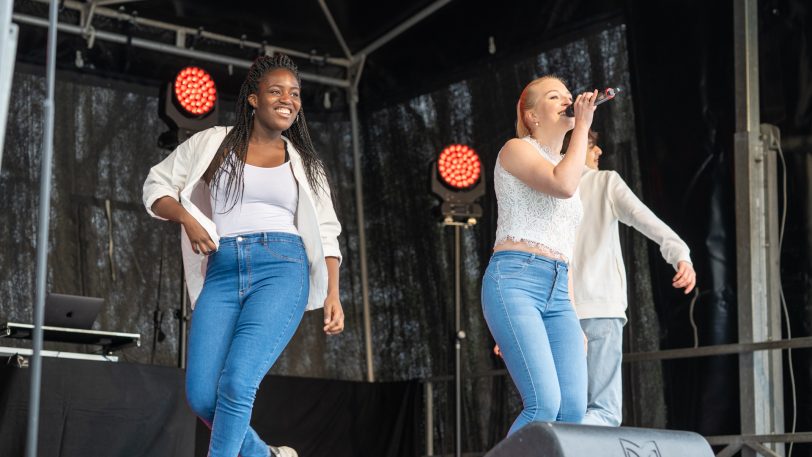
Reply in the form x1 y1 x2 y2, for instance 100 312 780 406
182 216 217 255
572 89 598 130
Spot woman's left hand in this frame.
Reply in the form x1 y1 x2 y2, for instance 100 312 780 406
323 293 344 335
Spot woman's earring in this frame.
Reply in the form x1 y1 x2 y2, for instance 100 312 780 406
534 122 539 126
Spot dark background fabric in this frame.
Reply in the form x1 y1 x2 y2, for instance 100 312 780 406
194 377 420 457
0 22 654 455
629 3 812 456
0 358 195 457
354 22 663 453
3 0 812 455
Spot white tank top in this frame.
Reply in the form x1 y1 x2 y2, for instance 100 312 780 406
493 136 583 262
210 162 299 237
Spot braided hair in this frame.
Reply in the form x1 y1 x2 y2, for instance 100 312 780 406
203 53 328 212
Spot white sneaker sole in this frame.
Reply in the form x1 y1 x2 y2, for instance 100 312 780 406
270 445 298 457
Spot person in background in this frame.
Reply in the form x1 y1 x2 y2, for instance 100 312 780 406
573 130 696 426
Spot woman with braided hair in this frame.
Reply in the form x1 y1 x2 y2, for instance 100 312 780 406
143 54 343 457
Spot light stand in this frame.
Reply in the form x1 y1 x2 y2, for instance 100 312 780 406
443 215 477 457
430 144 485 457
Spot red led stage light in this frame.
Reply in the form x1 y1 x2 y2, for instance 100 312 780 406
437 144 482 190
173 66 217 116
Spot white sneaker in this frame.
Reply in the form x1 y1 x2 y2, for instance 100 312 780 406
269 445 298 457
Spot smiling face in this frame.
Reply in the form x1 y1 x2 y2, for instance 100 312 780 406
521 77 575 134
248 68 301 133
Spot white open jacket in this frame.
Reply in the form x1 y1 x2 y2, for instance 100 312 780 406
142 126 342 311
572 169 691 322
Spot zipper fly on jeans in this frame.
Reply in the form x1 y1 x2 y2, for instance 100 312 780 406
236 236 252 296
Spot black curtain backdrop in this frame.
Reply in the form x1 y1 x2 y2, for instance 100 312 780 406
0 359 195 457
352 22 657 453
4 1 812 455
626 0 740 440
0 67 366 376
194 377 420 457
0 22 651 455
629 1 812 455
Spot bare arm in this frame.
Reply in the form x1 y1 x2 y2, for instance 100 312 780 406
323 256 344 335
151 196 217 255
499 91 597 198
151 195 189 225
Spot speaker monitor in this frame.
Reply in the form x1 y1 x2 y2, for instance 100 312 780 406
484 422 713 457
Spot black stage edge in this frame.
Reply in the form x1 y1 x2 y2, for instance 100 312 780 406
0 358 195 457
0 357 419 457
195 376 420 457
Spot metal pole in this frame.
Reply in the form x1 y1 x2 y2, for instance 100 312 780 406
28 0 351 68
347 58 374 382
623 336 812 363
454 224 463 457
733 1 784 455
26 1 58 455
425 381 434 456
317 0 353 60
358 0 455 57
0 0 18 172
12 13 350 88
179 280 188 369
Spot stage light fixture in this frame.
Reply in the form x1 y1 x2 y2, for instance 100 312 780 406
174 66 217 115
431 143 486 222
158 66 220 150
437 144 482 189
431 143 487 456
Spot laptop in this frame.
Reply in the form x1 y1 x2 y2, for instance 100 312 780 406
44 293 104 329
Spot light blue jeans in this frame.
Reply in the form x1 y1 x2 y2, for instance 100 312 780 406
186 232 309 457
482 251 587 435
580 317 624 426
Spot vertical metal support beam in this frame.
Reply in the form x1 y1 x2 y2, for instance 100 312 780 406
347 57 374 382
454 224 463 457
0 0 18 171
425 381 435 456
179 280 189 369
26 1 59 456
761 122 784 453
733 1 784 455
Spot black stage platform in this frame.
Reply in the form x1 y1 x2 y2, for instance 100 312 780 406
0 358 419 457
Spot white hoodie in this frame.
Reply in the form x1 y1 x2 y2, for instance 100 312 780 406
572 169 691 322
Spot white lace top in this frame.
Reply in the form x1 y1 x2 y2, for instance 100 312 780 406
493 136 583 262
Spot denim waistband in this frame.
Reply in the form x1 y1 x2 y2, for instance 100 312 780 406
491 250 568 270
219 231 304 246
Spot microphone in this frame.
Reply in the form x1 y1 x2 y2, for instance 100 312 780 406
565 87 621 117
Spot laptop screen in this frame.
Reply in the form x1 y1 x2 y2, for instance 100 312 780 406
44 293 104 329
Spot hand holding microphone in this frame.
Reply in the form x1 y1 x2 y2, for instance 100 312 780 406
570 89 599 129
565 87 621 118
